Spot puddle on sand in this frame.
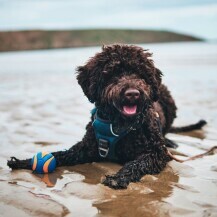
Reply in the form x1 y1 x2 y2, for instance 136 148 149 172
0 42 217 217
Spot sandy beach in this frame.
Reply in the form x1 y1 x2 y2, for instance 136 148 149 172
0 42 217 217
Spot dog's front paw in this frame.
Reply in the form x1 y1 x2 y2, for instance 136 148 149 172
7 157 20 169
102 175 129 189
7 157 31 170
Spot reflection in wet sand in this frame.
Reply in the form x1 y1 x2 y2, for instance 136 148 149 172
32 163 179 217
93 165 179 217
0 42 217 217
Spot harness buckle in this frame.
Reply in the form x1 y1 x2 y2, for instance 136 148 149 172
98 139 109 158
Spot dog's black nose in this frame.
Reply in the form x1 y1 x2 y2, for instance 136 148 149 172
125 88 140 100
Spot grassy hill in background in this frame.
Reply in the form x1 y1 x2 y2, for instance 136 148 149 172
0 29 202 52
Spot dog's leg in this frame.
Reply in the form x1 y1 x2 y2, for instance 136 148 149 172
7 157 32 170
8 122 100 170
165 138 178 149
102 145 171 189
103 113 172 189
7 141 98 170
52 138 100 167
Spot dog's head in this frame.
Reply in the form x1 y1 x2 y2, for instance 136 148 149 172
76 44 162 118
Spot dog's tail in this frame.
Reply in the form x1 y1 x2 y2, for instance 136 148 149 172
169 120 207 133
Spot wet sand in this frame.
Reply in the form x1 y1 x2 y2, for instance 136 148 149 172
0 42 217 217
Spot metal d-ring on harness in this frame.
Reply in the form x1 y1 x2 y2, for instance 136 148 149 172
91 108 162 161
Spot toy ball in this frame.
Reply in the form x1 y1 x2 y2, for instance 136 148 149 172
31 152 56 174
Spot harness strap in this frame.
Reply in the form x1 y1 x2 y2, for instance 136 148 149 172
92 108 162 161
92 110 130 161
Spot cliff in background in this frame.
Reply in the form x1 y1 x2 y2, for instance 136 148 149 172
0 29 202 52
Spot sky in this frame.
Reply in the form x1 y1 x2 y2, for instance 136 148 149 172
0 0 217 40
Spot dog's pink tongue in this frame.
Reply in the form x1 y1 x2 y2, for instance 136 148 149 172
123 105 137 115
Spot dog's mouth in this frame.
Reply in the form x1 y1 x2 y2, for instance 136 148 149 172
122 105 137 116
113 101 139 117
112 88 146 117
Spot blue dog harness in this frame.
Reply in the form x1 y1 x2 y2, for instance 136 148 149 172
92 108 131 161
91 108 162 161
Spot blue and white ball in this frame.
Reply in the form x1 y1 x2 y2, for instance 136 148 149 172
31 152 56 174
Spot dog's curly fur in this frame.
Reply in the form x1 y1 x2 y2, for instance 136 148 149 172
7 44 206 189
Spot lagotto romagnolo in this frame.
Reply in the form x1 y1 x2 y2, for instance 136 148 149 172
8 44 206 189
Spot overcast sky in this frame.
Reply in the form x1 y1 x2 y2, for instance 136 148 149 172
0 0 217 40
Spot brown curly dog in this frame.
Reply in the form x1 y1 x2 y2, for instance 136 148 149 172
8 44 206 189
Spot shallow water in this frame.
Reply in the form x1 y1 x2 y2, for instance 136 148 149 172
0 42 217 217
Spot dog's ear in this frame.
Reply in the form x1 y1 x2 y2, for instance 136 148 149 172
151 68 162 101
145 66 162 102
138 49 162 102
76 63 98 103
